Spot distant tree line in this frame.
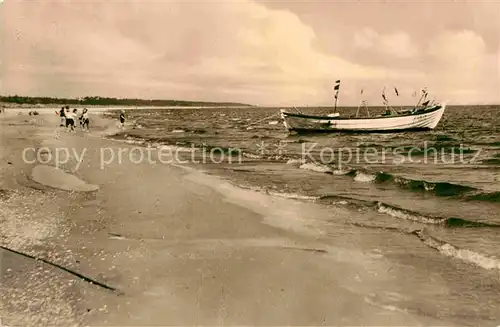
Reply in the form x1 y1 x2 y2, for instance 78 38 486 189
0 95 252 107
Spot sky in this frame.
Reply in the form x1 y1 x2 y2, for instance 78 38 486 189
1 0 499 106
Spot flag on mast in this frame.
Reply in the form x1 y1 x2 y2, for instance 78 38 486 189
422 88 428 101
333 80 340 99
382 87 392 110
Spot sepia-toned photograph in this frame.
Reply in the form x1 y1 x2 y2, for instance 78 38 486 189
1 0 499 326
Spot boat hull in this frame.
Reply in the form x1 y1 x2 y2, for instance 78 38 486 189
280 104 446 133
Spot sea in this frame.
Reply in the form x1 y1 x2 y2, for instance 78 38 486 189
106 105 500 324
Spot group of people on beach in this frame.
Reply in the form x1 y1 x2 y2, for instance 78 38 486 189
58 106 126 132
58 106 89 132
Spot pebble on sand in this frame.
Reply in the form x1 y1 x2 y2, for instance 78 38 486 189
31 165 99 192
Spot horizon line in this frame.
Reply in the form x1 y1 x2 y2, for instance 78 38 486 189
1 95 499 108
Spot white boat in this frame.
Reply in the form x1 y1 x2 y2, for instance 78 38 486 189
280 103 446 133
279 83 446 133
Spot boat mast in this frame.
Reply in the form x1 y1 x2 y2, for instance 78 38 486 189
382 87 398 115
356 88 362 117
394 86 403 113
413 87 428 110
333 80 340 112
356 88 369 117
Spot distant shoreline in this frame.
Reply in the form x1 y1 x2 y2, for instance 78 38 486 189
0 95 253 108
0 103 253 109
2 101 499 110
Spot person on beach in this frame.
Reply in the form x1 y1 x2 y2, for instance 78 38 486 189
81 108 90 132
119 110 125 128
59 106 66 126
65 108 76 132
78 109 84 129
65 107 71 128
78 109 83 127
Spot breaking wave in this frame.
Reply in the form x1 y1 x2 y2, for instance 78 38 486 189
298 163 500 203
413 230 500 271
286 158 305 165
299 162 333 174
372 172 477 196
376 202 500 228
352 171 376 183
266 191 319 201
318 195 499 228
242 152 261 159
296 161 352 176
373 171 500 203
231 181 498 229
234 184 320 201
353 224 500 271
231 182 497 229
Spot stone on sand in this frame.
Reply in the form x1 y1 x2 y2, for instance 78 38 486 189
31 165 99 192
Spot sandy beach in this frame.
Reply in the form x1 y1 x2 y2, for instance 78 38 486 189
3 0 500 324
1 109 499 326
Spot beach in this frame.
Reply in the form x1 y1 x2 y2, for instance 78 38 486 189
1 108 500 326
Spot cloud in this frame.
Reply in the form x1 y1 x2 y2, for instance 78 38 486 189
2 0 409 106
2 1 498 105
349 28 499 105
423 30 499 104
354 28 418 59
427 30 486 69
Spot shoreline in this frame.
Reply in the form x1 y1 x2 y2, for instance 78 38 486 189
0 104 254 113
1 111 499 326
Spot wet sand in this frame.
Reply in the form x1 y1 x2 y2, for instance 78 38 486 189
0 110 494 326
